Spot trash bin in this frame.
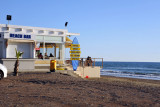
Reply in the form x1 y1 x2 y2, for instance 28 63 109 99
50 60 56 72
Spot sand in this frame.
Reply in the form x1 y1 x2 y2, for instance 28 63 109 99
0 72 160 107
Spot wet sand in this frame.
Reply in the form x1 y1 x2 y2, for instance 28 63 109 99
0 72 160 107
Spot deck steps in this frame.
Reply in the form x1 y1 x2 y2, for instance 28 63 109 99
55 70 81 78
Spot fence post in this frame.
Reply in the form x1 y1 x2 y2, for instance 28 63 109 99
102 58 103 68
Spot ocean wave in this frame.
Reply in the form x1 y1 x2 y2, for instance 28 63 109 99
98 62 160 80
102 67 160 72
100 70 160 80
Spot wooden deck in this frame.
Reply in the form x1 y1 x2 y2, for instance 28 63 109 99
35 60 64 65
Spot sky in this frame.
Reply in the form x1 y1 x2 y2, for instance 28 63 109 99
1 0 160 62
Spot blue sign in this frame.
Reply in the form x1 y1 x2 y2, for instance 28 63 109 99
10 33 31 39
10 34 22 38
24 35 31 39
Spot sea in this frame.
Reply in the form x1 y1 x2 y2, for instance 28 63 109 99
95 61 160 80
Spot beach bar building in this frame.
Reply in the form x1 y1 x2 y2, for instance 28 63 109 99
0 24 79 72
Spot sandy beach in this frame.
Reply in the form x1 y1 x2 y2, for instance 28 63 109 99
0 72 159 107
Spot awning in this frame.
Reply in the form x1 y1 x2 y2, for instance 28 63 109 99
65 37 72 48
40 43 54 48
66 37 72 42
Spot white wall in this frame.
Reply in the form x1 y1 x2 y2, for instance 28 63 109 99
0 24 68 37
7 42 32 58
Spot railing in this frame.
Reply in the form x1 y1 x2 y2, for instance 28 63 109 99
65 58 103 68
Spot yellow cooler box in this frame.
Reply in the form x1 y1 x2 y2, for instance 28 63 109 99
50 60 56 72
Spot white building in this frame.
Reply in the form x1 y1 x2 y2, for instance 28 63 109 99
0 24 79 72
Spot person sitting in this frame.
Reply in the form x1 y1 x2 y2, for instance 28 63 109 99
49 53 54 57
38 53 43 59
45 53 48 57
89 57 93 66
45 53 49 59
86 56 92 66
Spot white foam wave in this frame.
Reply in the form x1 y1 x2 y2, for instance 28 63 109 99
101 70 160 80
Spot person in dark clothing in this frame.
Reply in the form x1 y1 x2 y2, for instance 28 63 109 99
49 53 54 57
38 53 43 59
86 56 92 66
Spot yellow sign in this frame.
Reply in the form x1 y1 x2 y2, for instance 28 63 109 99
70 48 80 50
70 54 80 57
71 44 80 47
71 58 80 60
70 43 81 60
70 51 81 54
